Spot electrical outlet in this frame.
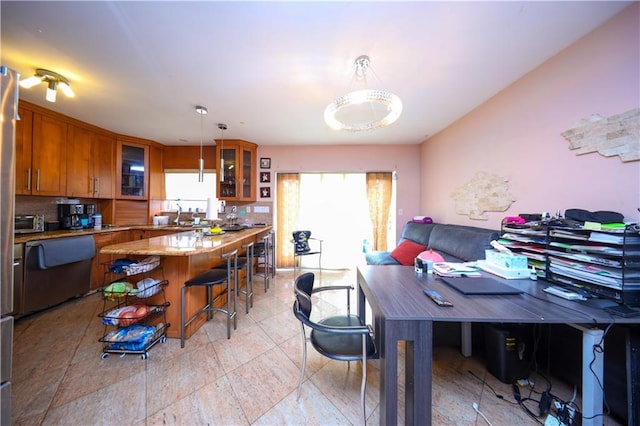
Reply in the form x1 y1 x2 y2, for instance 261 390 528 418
398 208 404 216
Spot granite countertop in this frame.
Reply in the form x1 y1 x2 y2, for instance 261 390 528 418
14 224 270 244
100 226 272 257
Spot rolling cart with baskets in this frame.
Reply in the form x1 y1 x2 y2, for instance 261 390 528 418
99 256 170 360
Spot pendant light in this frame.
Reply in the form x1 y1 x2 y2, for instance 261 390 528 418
195 105 208 182
218 123 227 182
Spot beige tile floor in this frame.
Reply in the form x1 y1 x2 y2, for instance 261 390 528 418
12 269 623 425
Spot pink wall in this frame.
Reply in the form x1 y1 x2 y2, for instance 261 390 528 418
421 4 640 230
257 144 421 240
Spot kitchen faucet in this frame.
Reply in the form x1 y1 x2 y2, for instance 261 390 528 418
174 203 182 225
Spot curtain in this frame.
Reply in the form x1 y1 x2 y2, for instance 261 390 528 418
366 172 392 251
276 173 300 268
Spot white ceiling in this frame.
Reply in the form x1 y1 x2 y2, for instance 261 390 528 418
1 1 632 147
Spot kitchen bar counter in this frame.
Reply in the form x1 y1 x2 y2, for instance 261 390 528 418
99 226 272 339
13 224 249 244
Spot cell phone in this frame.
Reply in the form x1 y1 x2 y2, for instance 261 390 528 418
424 290 453 307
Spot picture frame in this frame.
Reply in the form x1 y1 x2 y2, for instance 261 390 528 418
260 157 271 169
260 186 271 198
260 171 271 183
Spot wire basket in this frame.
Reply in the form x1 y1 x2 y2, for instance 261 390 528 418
123 256 160 276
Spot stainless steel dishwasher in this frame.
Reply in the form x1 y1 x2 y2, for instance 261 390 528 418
21 236 95 317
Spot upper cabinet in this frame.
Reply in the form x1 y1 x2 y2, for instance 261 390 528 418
216 139 257 202
66 124 115 199
16 111 68 196
116 138 149 200
15 105 33 196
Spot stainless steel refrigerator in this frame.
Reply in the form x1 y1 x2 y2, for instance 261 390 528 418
1 65 19 426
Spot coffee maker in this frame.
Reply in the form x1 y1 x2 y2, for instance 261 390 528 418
58 203 86 230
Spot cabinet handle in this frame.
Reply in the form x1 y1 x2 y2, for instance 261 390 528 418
36 169 40 191
26 167 31 191
89 176 94 195
95 177 100 196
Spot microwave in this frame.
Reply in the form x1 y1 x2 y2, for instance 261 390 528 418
14 215 45 234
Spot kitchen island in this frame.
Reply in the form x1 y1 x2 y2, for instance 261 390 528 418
100 226 272 339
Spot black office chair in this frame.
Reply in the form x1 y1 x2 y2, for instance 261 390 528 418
291 230 322 277
292 272 376 425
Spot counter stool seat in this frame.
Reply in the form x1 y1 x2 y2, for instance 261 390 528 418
180 249 238 347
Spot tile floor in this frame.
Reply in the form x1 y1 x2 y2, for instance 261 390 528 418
12 269 623 425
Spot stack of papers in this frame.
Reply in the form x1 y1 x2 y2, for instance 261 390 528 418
432 262 481 277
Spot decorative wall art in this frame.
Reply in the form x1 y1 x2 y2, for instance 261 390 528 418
451 171 516 220
260 171 271 183
260 187 271 198
260 157 271 169
561 108 639 162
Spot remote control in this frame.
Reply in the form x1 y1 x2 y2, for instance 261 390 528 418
424 290 453 307
543 286 586 301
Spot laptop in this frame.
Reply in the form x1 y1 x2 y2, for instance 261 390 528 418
439 277 523 295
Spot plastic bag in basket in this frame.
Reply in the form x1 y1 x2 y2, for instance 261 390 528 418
102 304 149 326
103 282 136 300
136 278 162 298
104 324 156 351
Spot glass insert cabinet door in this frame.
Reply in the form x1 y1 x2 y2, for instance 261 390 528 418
220 147 237 197
117 140 149 199
216 139 257 201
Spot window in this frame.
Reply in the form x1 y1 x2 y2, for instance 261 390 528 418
164 171 218 215
276 172 396 270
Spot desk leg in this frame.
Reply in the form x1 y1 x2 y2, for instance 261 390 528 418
380 319 433 425
570 324 603 426
461 321 472 357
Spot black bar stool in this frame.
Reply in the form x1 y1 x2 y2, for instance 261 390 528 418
216 242 254 313
254 232 274 292
180 249 238 347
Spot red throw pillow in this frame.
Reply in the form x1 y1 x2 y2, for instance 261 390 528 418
390 240 426 265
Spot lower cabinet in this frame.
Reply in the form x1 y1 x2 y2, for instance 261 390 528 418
91 233 117 290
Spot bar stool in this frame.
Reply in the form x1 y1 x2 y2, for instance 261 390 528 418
217 242 254 313
254 232 274 292
180 249 238 347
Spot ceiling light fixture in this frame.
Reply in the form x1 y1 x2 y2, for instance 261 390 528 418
195 105 208 182
20 68 75 103
217 123 227 182
324 55 402 132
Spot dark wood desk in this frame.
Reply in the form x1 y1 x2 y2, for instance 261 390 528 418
356 265 640 426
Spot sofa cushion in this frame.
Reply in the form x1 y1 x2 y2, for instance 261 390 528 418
390 240 426 265
364 251 399 265
427 224 499 262
399 222 436 247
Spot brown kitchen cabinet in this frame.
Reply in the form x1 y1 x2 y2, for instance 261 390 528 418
15 104 33 195
16 107 67 196
67 124 116 199
216 139 257 202
91 233 116 290
116 138 149 200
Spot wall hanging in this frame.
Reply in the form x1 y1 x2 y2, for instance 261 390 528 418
451 171 516 220
561 108 639 162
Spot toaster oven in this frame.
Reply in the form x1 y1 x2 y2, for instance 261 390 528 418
14 215 45 234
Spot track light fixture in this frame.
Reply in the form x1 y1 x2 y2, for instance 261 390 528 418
20 68 75 103
195 105 208 182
